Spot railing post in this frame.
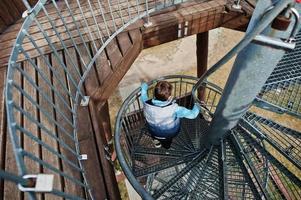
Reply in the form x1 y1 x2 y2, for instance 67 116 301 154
89 100 121 200
21 0 32 11
196 32 209 101
144 0 153 27
205 0 296 146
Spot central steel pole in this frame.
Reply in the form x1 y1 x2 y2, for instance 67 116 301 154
205 0 297 145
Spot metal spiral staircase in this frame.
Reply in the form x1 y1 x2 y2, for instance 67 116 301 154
114 1 301 199
0 0 301 199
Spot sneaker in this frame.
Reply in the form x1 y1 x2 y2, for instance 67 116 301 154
153 139 162 148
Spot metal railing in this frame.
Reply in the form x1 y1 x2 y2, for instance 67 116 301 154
4 0 188 199
114 75 222 199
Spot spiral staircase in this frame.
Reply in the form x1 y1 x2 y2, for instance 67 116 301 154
114 1 301 200
0 0 301 199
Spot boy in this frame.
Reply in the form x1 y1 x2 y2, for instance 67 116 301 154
140 81 201 149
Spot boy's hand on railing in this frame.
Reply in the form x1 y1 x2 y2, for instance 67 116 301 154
195 102 202 110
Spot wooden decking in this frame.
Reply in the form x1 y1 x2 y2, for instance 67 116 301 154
0 0 254 199
0 30 142 199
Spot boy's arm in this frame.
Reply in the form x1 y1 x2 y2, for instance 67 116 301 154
140 83 149 103
175 104 200 119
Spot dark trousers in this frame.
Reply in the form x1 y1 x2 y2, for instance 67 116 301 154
158 138 173 149
146 124 179 149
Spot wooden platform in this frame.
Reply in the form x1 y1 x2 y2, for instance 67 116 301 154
0 0 254 199
0 0 38 34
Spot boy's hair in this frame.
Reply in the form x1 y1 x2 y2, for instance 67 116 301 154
154 81 173 101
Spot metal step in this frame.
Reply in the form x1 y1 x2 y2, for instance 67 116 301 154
131 116 209 178
231 127 301 199
256 28 301 117
241 111 301 170
222 138 261 199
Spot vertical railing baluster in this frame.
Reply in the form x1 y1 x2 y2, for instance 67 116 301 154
40 6 83 77
31 18 86 100
136 0 140 15
51 0 92 66
118 0 125 25
108 0 118 32
75 0 99 52
97 0 111 38
126 0 133 21
87 0 105 44
62 0 93 61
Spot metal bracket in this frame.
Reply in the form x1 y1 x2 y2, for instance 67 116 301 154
253 35 296 50
104 146 114 166
253 99 285 114
253 6 300 50
79 154 88 160
104 145 112 157
80 96 90 107
232 0 241 10
18 174 54 192
22 10 29 18
144 21 153 28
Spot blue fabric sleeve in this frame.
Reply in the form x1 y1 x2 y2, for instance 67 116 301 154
175 104 200 119
140 83 149 103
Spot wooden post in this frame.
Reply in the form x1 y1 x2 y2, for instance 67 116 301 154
196 32 209 101
90 100 121 200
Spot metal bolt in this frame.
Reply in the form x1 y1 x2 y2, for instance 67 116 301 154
232 0 242 10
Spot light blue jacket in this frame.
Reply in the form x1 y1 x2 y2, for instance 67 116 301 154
141 83 200 138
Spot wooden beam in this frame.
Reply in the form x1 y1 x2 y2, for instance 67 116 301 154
89 100 121 200
80 41 121 200
221 11 251 32
98 101 113 147
196 31 209 101
197 32 208 78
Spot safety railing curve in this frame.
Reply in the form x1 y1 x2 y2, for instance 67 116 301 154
114 75 223 199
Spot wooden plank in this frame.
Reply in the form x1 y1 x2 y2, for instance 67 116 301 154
71 44 108 199
0 1 15 25
92 29 142 104
89 101 121 200
51 51 85 198
221 11 250 32
143 9 224 48
143 25 178 48
36 55 63 200
76 106 108 200
29 0 39 7
93 47 113 86
0 18 7 34
80 44 100 95
105 38 123 70
11 0 26 15
4 0 22 18
0 0 147 45
22 59 42 200
0 0 230 67
116 32 132 56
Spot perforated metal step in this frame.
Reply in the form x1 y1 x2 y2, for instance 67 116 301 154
257 28 301 117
